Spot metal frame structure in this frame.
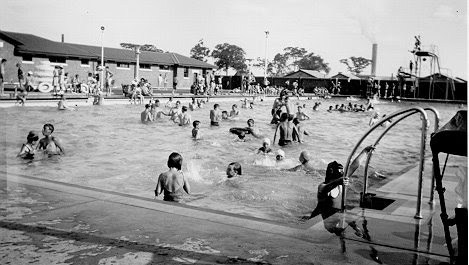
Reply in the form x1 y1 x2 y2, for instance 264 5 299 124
341 107 440 219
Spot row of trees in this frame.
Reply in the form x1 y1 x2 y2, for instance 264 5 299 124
121 40 373 77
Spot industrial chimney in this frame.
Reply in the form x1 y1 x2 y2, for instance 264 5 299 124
61 34 64 43
371 43 377 77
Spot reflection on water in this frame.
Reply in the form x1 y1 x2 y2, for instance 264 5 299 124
0 98 463 222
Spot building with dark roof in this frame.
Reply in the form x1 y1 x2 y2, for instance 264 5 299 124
0 30 216 90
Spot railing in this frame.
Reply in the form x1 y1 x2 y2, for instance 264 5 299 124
341 107 440 219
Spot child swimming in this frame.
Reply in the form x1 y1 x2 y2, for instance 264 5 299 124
257 138 272 154
192 120 201 140
226 162 242 178
17 131 39 159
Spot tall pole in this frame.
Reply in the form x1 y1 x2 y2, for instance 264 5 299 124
264 31 269 85
100 26 105 92
135 46 141 80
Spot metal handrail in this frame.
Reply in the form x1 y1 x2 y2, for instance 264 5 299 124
361 107 440 216
341 107 429 219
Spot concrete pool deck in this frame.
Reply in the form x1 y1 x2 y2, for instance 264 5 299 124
0 154 465 264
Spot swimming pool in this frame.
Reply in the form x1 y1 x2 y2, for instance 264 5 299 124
1 97 464 223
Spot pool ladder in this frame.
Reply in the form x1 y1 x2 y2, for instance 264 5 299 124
341 107 440 219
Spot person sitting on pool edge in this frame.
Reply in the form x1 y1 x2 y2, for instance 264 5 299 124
17 131 39 159
37 123 65 156
155 152 191 202
226 162 242 178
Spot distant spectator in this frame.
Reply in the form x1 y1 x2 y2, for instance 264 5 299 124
0 58 6 95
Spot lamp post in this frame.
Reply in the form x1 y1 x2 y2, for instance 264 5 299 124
100 26 105 93
264 31 269 86
135 46 141 80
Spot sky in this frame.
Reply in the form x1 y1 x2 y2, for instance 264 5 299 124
1 0 467 78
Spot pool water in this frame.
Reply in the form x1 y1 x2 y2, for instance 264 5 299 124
0 97 464 223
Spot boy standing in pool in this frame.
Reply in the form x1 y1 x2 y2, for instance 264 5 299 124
192 120 201 140
38 123 65 156
210 104 221 126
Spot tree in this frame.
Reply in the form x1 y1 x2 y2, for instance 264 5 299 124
270 53 289 77
211 43 247 75
252 57 274 76
284 47 307 71
190 39 211 62
339 56 372 75
297 52 331 74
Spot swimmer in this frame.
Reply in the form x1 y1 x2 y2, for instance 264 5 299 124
151 100 169 120
287 151 314 172
257 138 272 154
141 104 153 123
178 106 191 126
249 102 254 109
17 131 39 159
306 146 375 220
189 97 197 111
369 112 380 126
226 162 242 178
295 106 310 121
57 94 75 111
168 101 182 122
37 123 65 155
230 104 239 117
192 120 201 139
292 118 309 143
273 113 299 146
270 109 282 124
165 97 175 108
221 110 229 120
155 152 191 202
313 102 321 111
327 106 334 113
210 104 221 126
241 98 248 108
276 149 285 161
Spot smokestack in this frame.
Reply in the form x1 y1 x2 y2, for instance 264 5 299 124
371 43 377 77
61 34 64 43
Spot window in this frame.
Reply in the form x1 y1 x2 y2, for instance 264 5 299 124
140 64 151 70
117 62 130 68
159 65 170 71
184 67 189 78
22 55 33 62
81 59 89 66
49 57 66 64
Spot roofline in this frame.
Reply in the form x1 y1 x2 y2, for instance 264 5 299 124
2 30 215 69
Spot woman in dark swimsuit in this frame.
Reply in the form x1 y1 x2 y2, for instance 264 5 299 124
155 152 191 202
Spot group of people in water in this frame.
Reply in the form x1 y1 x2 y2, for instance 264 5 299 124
17 123 65 159
151 89 378 240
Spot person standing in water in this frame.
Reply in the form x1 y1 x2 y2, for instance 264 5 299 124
155 152 191 202
37 123 65 156
273 113 299 146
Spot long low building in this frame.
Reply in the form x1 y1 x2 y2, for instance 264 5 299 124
0 30 216 90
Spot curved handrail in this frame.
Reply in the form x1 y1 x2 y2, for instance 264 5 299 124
341 107 429 218
360 108 440 218
362 107 440 202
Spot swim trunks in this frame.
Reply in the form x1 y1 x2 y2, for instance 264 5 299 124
278 140 292 146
